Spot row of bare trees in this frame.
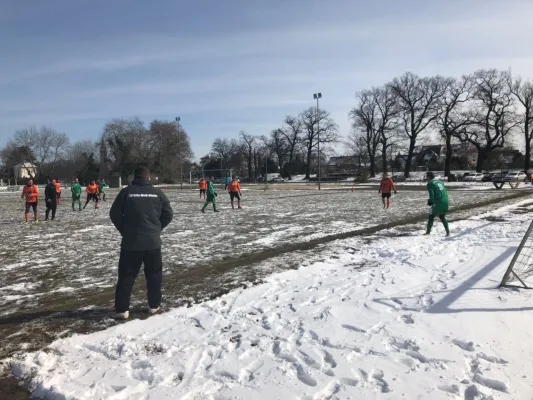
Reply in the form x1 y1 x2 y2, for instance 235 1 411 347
0 118 194 183
0 126 71 182
347 69 533 177
101 118 193 182
208 107 339 180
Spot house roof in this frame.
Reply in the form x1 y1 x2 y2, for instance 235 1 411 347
327 156 358 166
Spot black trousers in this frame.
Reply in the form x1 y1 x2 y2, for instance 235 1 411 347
45 200 57 219
115 248 163 313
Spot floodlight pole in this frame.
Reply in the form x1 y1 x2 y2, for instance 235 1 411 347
313 93 322 190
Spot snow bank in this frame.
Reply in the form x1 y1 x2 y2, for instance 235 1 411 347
9 204 533 399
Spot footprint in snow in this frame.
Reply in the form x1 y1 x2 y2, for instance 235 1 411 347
399 314 414 324
473 373 509 393
452 338 475 352
437 384 460 396
340 324 366 333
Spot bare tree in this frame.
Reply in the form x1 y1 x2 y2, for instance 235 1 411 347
374 86 401 174
279 115 303 180
437 76 474 177
344 133 369 170
509 76 533 172
103 118 146 181
211 138 238 170
455 69 519 171
69 140 98 163
389 73 446 177
349 89 380 176
240 131 256 179
12 126 70 180
262 129 289 176
149 120 194 182
300 107 339 179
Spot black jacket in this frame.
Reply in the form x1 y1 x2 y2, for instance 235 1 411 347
45 183 58 202
109 179 173 251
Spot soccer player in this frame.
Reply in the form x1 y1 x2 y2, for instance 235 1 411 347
55 179 62 205
201 176 219 213
21 179 39 224
98 178 108 202
228 176 242 209
45 179 58 221
199 178 207 200
83 180 100 209
71 178 82 211
425 172 450 236
224 176 231 191
378 173 397 209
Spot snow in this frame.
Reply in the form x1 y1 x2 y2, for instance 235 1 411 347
8 201 533 399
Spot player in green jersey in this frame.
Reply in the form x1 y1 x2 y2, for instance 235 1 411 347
425 172 450 236
201 176 219 213
71 178 83 211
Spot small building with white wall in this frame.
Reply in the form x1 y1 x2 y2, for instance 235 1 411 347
14 163 37 179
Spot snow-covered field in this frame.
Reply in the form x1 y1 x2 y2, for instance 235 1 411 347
7 197 533 399
0 188 531 362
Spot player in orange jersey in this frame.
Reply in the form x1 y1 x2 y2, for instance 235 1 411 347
55 179 62 205
83 180 100 209
199 178 208 200
21 179 39 224
378 174 397 209
227 176 242 209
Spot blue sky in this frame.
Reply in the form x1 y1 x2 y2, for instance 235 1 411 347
1 0 533 159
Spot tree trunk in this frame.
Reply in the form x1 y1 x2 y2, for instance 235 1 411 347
287 153 293 180
381 141 388 174
247 149 253 179
524 117 531 173
476 148 487 172
305 146 313 180
368 153 376 177
444 134 452 177
403 138 417 178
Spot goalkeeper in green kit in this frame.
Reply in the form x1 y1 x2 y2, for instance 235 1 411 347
425 172 450 236
71 178 82 211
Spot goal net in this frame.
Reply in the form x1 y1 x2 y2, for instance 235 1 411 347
500 219 533 289
190 169 234 183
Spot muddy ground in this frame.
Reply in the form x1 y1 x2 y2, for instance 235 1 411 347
1 186 532 399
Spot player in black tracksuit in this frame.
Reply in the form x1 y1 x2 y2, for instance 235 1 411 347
45 180 58 221
109 166 174 319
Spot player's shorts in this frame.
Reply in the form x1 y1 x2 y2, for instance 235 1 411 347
200 189 206 194
25 201 38 214
430 204 449 217
381 192 391 199
230 192 240 201
56 192 61 199
87 193 99 202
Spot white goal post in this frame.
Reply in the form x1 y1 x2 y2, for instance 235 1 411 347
500 219 533 289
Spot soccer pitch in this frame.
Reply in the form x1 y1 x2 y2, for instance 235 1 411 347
0 186 530 360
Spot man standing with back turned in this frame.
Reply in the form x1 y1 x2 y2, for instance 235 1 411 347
110 166 173 320
425 172 450 236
